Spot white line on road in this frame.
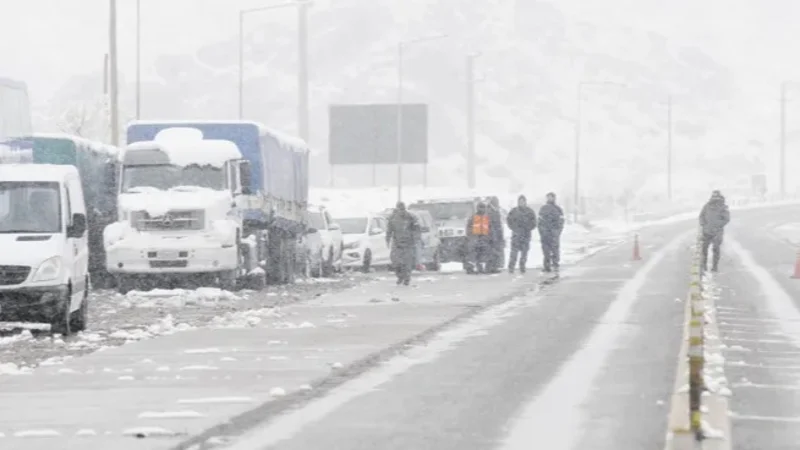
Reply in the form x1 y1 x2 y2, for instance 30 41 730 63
224 294 541 450
498 232 688 450
727 238 800 341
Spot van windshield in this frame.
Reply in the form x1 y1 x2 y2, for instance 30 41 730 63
0 182 61 233
121 164 224 192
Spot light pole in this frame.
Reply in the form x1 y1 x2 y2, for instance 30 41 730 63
396 33 448 202
238 0 311 130
466 52 481 190
667 94 673 201
108 0 119 146
135 0 141 119
779 81 800 198
573 81 624 223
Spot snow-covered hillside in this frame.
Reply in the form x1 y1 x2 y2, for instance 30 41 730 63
34 0 790 207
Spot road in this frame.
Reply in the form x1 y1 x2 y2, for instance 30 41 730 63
0 205 797 450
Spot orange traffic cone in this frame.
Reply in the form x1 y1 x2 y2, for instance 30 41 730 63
632 234 643 261
792 249 800 279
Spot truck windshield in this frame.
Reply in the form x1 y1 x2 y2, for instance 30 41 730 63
409 202 473 222
121 164 224 192
338 218 367 234
0 182 61 233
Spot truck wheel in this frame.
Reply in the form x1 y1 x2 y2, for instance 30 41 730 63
51 288 72 336
219 270 237 291
69 280 89 332
284 237 297 284
362 250 372 273
322 247 335 277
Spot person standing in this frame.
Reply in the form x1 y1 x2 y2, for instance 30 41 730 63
507 195 537 274
486 196 505 274
699 190 730 272
466 202 493 274
386 201 420 285
538 192 565 274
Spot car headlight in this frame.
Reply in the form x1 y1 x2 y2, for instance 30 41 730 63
32 256 62 282
343 242 359 250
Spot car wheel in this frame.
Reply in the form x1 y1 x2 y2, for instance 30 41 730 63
362 249 372 273
69 279 89 332
322 247 335 277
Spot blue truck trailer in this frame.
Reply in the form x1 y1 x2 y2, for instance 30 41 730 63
124 120 310 285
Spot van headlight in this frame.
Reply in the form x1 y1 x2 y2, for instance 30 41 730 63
32 256 62 282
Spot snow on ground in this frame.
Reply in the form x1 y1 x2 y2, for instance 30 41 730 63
772 222 800 245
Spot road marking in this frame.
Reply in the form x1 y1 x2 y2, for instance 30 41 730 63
731 413 800 423
728 238 800 340
224 294 540 449
498 232 688 450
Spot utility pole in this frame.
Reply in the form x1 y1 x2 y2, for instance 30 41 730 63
297 0 310 142
780 82 787 198
466 54 476 190
667 95 673 201
396 42 404 202
135 0 141 119
109 0 120 146
237 10 245 119
573 84 582 224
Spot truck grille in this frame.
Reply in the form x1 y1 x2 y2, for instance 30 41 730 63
0 265 30 286
134 210 205 231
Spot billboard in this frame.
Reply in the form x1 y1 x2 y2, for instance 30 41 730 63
328 103 428 165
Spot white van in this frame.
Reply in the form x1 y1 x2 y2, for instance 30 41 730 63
0 164 89 335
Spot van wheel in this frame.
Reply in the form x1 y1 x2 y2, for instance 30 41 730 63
219 270 237 291
116 276 134 295
362 250 372 273
51 289 72 336
69 281 89 332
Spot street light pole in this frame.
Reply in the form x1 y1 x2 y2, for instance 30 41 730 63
297 0 310 141
395 33 448 202
238 10 245 119
780 82 787 198
135 0 141 119
573 83 583 224
466 53 478 190
108 0 119 146
667 94 673 201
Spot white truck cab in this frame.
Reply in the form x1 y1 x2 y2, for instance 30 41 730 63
0 164 89 335
104 130 255 293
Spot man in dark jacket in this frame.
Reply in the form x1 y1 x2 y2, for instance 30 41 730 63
507 195 537 274
486 196 505 274
538 192 565 273
386 201 420 285
699 190 730 272
466 202 492 274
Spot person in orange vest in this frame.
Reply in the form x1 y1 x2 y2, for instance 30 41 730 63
465 202 492 274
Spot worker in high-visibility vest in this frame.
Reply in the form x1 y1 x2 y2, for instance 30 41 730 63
465 202 492 274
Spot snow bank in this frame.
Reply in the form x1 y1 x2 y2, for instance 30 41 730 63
123 288 242 308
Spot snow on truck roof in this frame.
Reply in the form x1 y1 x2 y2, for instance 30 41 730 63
127 119 310 152
123 139 243 168
0 163 79 182
32 132 120 157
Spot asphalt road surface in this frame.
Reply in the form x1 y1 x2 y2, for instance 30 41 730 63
222 205 800 450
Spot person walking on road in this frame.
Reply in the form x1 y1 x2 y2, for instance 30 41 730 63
466 202 493 274
699 190 730 272
386 201 420 285
538 192 565 274
507 195 537 274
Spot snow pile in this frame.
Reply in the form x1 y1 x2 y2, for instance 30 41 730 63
123 288 243 308
0 362 33 376
209 307 284 329
0 329 34 346
773 223 800 245
108 315 194 342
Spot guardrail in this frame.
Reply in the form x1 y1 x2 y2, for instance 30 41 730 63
664 229 731 450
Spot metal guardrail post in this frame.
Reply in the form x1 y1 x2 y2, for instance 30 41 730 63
688 229 705 440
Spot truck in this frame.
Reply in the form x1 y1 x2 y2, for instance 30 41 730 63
107 121 309 293
0 134 120 288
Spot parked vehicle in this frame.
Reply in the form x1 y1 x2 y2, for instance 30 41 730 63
108 121 310 292
339 212 390 272
0 134 120 288
411 209 441 271
0 164 90 335
408 198 477 267
302 206 343 277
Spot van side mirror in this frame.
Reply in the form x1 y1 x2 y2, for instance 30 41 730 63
328 223 341 231
68 213 87 238
239 160 253 195
305 227 318 234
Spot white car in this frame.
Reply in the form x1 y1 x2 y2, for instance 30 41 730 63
338 213 391 272
305 206 343 277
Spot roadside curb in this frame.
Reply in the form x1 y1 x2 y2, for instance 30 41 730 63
664 232 732 450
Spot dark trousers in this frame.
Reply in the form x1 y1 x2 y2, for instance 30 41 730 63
509 240 530 270
469 237 492 273
541 234 560 270
391 246 414 282
701 232 723 270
